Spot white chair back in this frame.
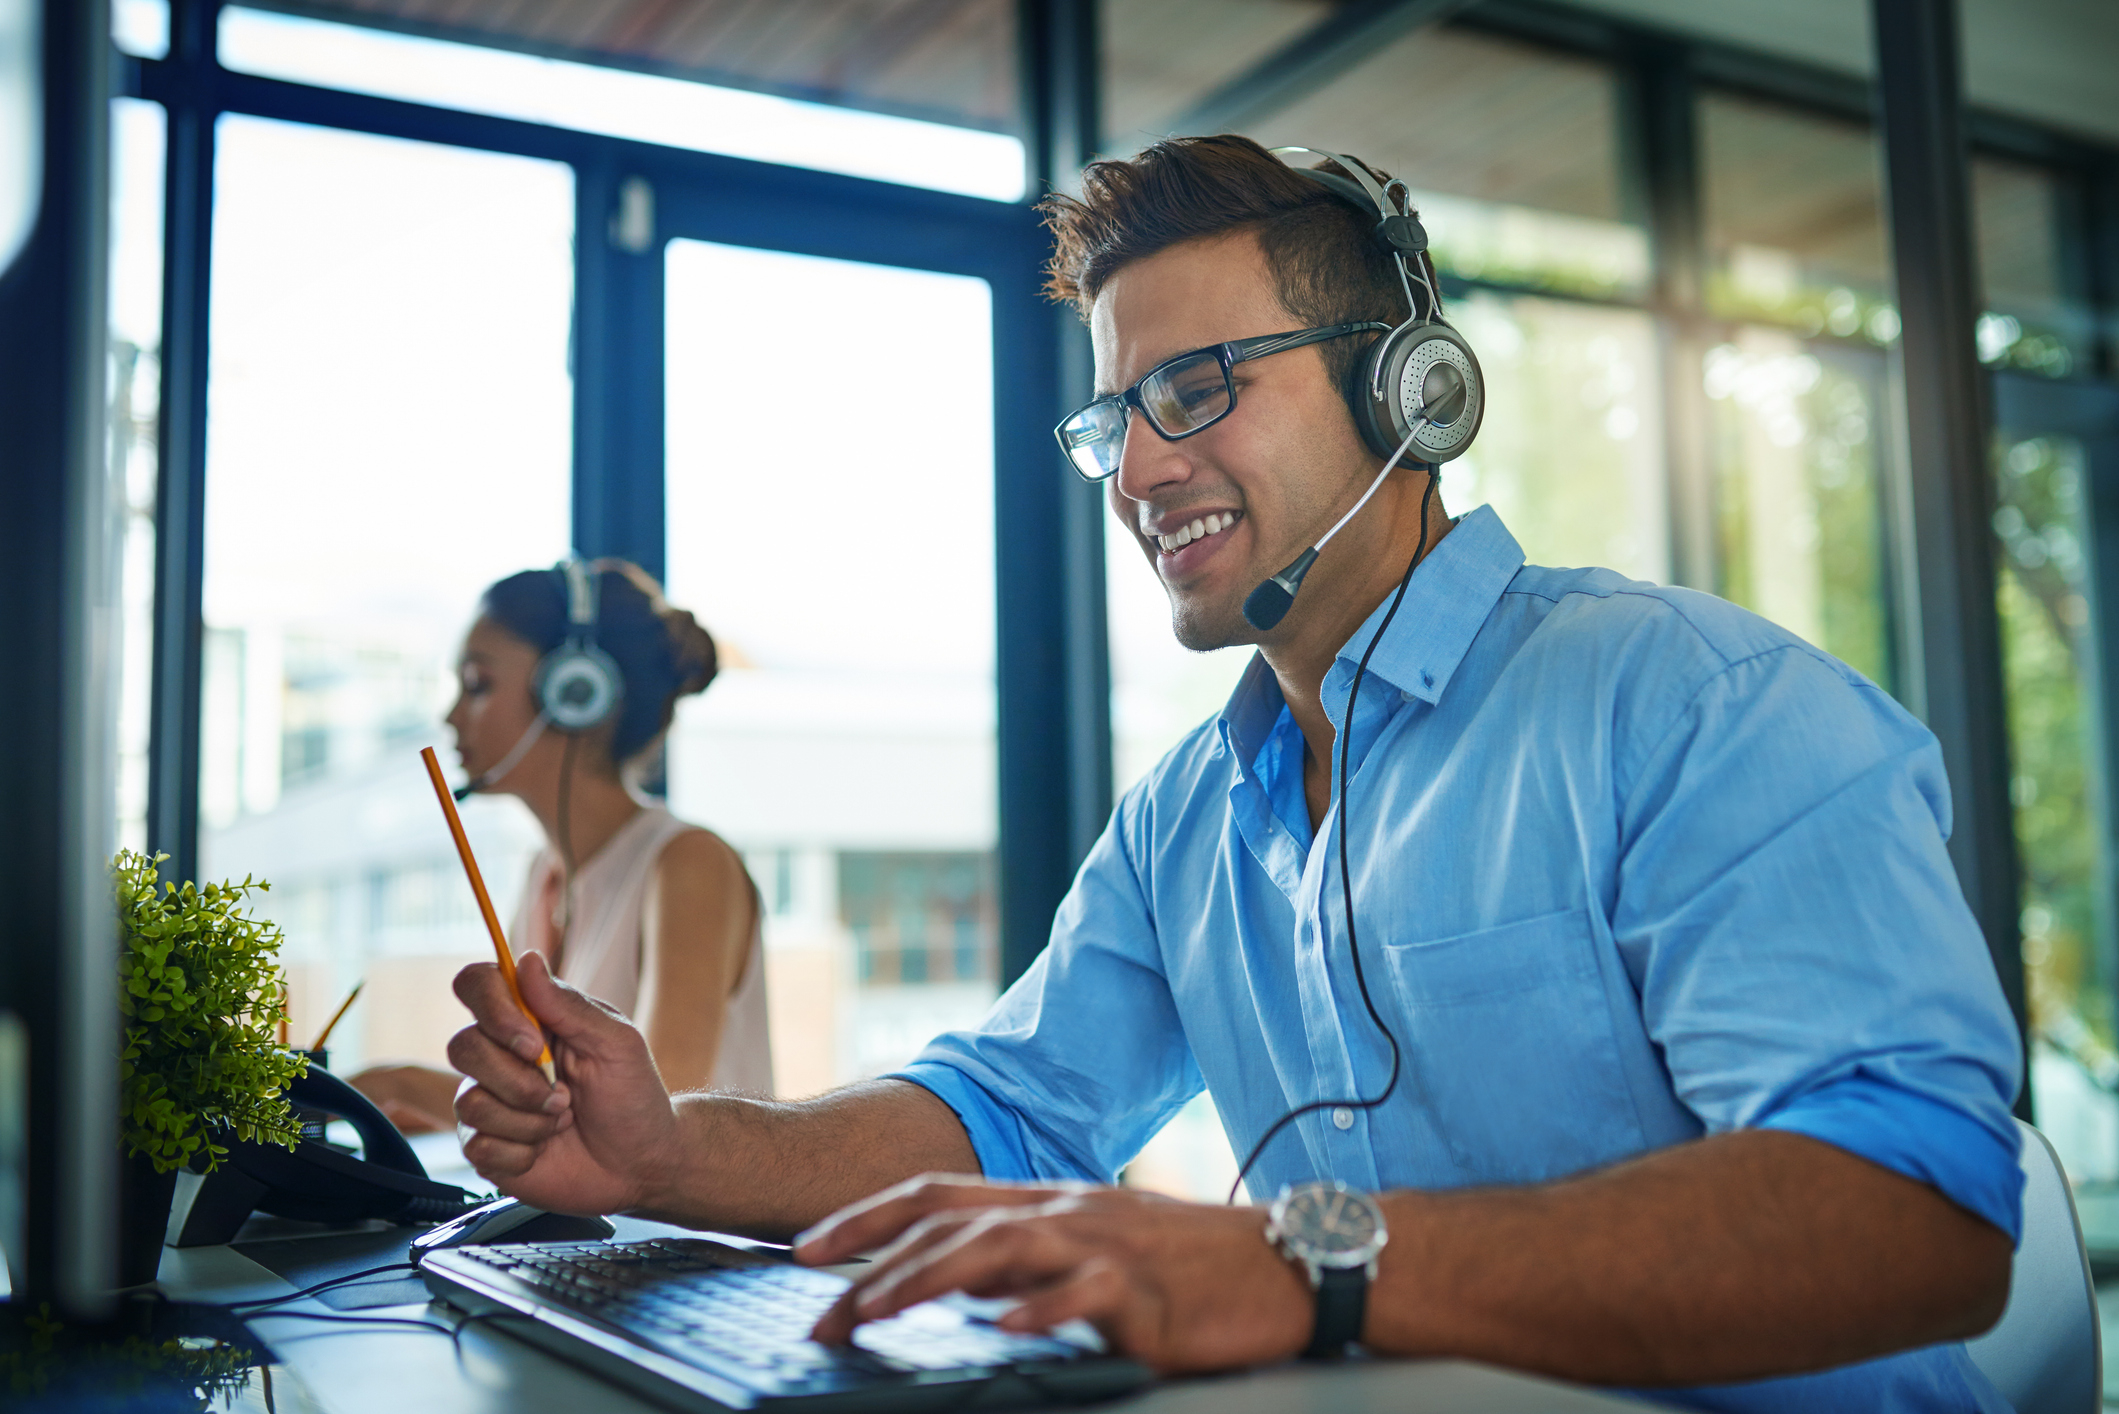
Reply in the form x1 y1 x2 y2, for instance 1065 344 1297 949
1964 1118 2101 1414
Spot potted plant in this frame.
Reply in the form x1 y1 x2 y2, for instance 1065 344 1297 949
114 850 307 1286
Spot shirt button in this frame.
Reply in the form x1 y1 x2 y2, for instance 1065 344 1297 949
1332 1107 1355 1130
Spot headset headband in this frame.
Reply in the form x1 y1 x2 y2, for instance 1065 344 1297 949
561 557 599 639
1250 142 1482 473
1269 146 1430 261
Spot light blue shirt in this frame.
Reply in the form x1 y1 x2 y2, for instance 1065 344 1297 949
897 505 2023 1413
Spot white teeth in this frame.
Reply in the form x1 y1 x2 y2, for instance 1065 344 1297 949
1153 511 1239 554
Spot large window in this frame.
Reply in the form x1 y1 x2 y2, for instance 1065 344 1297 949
1973 157 2094 380
198 116 574 1073
1699 93 1899 691
1703 332 1895 688
663 240 999 1098
1978 154 2119 1181
1997 425 2109 1181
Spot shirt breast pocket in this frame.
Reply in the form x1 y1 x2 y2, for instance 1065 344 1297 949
1381 906 1644 1185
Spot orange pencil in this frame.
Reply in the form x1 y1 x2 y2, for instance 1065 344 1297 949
309 979 364 1053
420 746 557 1083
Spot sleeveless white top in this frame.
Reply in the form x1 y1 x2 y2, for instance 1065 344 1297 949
510 805 774 1095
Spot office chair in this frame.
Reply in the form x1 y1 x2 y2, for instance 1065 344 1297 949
1964 1119 2102 1414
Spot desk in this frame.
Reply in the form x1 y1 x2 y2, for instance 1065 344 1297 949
159 1233 1662 1414
157 1133 1658 1412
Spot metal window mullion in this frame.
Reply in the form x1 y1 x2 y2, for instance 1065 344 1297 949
2085 155 2119 386
995 0 1108 986
1871 0 2025 1045
571 161 666 578
145 0 221 887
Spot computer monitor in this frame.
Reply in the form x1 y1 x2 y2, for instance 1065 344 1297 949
0 0 119 1321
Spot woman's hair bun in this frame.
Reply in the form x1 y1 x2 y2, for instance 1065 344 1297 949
659 603 718 698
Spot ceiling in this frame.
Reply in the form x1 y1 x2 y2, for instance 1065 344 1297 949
251 0 2119 149
1242 24 1625 222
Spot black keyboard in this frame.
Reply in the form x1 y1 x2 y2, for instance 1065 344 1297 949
420 1237 1152 1411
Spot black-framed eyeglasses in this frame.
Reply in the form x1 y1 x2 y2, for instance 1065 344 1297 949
1053 321 1390 483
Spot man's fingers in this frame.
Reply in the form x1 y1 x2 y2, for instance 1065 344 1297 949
461 1130 541 1181
455 1083 567 1144
452 961 547 1059
809 1211 981 1344
795 1177 1071 1265
848 1215 1078 1333
995 1257 1133 1337
793 1173 984 1262
516 950 627 1048
447 1020 560 1114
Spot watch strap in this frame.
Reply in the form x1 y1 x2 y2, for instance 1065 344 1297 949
1303 1265 1367 1359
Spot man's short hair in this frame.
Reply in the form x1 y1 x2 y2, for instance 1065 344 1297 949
1039 135 1436 396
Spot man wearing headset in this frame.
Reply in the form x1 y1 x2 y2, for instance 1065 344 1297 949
448 137 2021 1411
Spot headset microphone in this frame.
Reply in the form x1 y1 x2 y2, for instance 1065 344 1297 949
452 712 550 801
1242 548 1320 634
1241 412 1436 632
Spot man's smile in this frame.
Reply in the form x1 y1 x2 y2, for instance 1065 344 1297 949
1145 508 1245 576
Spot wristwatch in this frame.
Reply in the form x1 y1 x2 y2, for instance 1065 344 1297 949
1265 1180 1389 1359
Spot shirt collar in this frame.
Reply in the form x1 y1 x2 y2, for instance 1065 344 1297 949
1335 503 1524 705
1215 503 1525 762
1218 650 1286 774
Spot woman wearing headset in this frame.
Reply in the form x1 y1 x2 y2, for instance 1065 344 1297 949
350 559 771 1133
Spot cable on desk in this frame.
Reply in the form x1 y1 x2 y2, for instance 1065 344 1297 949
243 1310 456 1337
225 1262 421 1311
446 1307 538 1362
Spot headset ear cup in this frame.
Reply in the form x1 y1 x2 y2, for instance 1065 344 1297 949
537 644 624 731
1344 331 1401 462
1374 322 1484 465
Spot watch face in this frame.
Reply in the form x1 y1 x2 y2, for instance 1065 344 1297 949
1275 1183 1384 1264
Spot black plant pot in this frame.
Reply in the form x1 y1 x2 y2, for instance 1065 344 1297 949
118 1149 179 1288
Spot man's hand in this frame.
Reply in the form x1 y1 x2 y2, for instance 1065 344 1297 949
448 951 682 1216
796 1177 1313 1375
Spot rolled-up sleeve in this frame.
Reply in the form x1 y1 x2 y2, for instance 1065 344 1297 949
1613 644 2025 1240
889 791 1203 1183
